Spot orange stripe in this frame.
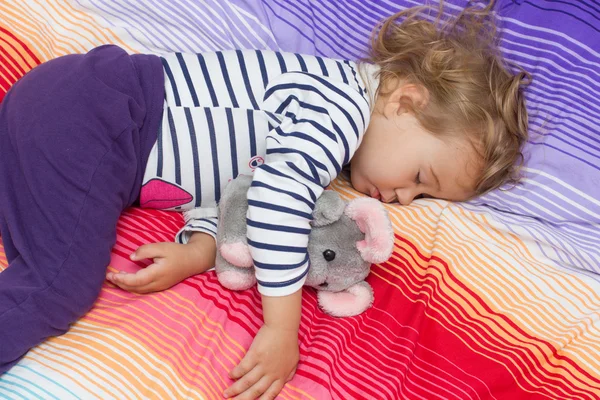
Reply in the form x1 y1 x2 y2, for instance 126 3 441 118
99 292 240 367
0 26 41 68
11 1 85 55
87 308 219 398
75 319 200 398
61 325 183 399
41 338 138 400
90 304 226 398
0 4 59 60
60 0 138 54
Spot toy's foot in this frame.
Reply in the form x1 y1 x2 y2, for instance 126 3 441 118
220 242 253 267
318 282 374 317
218 270 256 291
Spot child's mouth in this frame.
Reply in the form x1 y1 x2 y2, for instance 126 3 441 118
370 187 381 201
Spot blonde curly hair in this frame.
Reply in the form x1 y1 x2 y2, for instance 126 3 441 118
365 1 530 195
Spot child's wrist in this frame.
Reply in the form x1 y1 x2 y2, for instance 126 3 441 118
261 290 303 332
184 232 216 273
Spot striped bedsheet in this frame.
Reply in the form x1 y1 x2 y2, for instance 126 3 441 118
1 0 599 399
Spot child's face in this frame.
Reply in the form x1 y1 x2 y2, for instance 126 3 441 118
350 108 480 205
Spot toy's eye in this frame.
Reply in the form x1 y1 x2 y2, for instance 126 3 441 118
323 249 336 261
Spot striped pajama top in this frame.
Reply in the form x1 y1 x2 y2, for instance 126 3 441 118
140 49 375 296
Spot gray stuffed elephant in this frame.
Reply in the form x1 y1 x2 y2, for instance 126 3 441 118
215 175 394 317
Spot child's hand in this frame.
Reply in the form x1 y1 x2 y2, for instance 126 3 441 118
224 323 299 399
106 233 216 294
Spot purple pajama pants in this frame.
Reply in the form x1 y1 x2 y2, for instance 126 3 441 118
0 45 164 373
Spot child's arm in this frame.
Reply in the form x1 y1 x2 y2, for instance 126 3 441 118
224 291 302 399
106 232 216 293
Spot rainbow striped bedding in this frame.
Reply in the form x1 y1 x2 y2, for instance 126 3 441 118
1 0 599 398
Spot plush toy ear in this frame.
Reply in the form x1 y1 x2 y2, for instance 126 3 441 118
317 281 374 317
344 197 394 264
311 190 346 227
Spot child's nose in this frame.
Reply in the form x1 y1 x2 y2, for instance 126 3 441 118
394 188 416 206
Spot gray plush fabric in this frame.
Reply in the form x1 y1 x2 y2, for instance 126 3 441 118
215 175 377 316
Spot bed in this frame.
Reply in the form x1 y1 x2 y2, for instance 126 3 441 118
1 0 599 398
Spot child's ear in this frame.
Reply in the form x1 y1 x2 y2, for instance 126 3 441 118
384 83 429 116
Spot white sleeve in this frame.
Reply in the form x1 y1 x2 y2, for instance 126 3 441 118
247 71 370 296
174 208 218 244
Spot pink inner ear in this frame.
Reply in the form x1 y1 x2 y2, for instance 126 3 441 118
345 198 394 264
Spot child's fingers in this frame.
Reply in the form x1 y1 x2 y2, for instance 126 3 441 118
229 353 257 380
131 242 170 261
106 271 156 294
224 366 263 399
107 267 156 288
258 380 284 400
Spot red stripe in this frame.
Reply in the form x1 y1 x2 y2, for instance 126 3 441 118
0 26 41 66
100 209 600 399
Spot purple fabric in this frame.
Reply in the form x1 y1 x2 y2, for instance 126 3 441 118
0 45 164 372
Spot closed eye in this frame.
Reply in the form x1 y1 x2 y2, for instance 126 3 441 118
415 171 421 185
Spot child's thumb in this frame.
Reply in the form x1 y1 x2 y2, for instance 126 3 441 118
131 243 165 261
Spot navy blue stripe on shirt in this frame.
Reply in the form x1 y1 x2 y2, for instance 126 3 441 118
250 180 314 208
217 51 239 107
295 53 307 72
176 53 200 107
247 238 306 253
197 53 219 107
253 254 310 270
247 109 257 157
247 218 312 234
287 162 321 186
331 119 351 166
225 108 239 177
256 267 310 287
161 57 181 106
274 127 341 174
336 61 349 84
269 148 323 181
345 60 364 97
184 108 202 206
167 108 182 185
265 111 283 126
272 73 368 127
276 52 287 73
247 199 313 220
258 164 317 202
256 50 268 88
284 111 336 142
266 82 361 137
316 56 328 76
273 95 328 115
237 50 259 110
204 108 221 202
156 122 163 177
305 73 369 126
